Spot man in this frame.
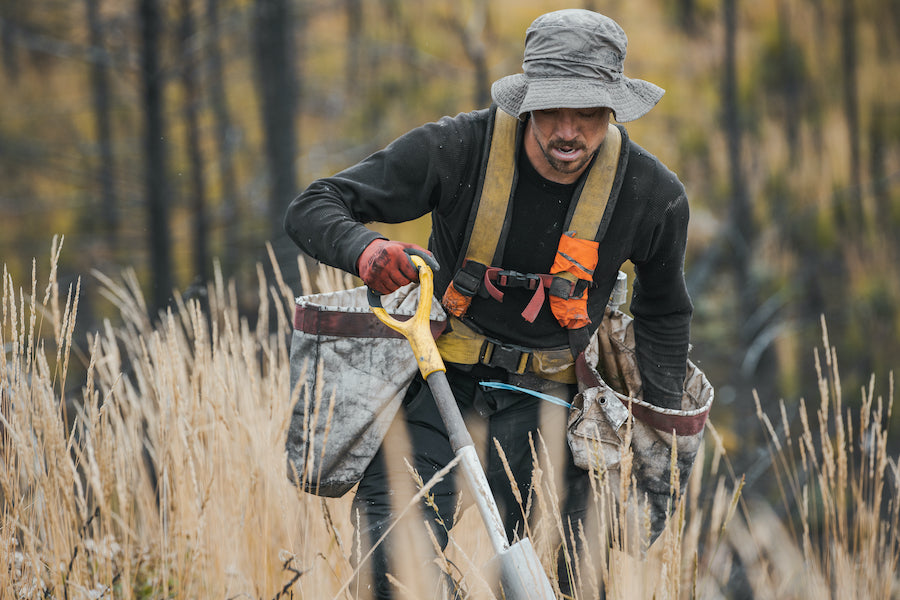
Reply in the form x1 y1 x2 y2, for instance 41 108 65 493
285 9 692 598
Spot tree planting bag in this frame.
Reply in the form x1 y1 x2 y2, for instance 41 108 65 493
567 307 714 543
286 283 446 497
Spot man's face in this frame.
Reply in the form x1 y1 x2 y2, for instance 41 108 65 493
524 107 611 184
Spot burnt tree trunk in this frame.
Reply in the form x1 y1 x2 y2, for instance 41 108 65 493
723 0 753 318
345 0 362 97
139 0 172 312
453 0 491 108
178 0 209 282
252 0 298 245
677 0 697 32
840 0 864 231
84 0 118 248
205 0 240 276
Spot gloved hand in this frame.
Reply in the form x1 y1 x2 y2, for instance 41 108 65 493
357 239 435 294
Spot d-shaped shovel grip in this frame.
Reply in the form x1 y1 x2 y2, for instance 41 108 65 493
368 249 445 378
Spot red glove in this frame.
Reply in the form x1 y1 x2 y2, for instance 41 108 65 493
357 240 433 294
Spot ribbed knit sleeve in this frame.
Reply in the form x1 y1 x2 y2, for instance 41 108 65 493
628 153 693 409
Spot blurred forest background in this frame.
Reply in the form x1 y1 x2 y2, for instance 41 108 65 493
1 0 898 494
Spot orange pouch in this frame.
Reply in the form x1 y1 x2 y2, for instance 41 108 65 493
441 281 474 318
549 234 599 329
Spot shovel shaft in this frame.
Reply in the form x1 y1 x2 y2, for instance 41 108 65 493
424 370 472 453
458 445 510 555
426 371 509 554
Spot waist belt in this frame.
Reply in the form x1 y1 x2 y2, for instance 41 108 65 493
435 316 576 384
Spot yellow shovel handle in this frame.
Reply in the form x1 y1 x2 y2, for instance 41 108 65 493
368 253 446 378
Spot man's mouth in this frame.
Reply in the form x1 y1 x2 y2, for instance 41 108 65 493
550 143 584 162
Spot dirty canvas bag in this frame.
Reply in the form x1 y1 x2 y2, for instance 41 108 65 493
286 283 446 497
567 307 714 542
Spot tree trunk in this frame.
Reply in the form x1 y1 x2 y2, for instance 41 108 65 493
205 0 240 277
178 0 209 282
139 0 172 312
454 0 490 108
869 104 890 231
345 0 362 97
722 0 778 401
776 0 802 164
84 0 118 248
723 0 752 318
840 0 864 231
677 0 697 32
252 0 298 245
1 2 21 81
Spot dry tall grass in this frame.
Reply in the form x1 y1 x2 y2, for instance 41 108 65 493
1 241 897 598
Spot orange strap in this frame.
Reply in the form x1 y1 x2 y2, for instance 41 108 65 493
548 234 600 329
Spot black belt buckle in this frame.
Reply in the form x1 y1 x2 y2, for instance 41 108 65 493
549 276 577 299
498 270 540 290
453 259 488 297
481 341 529 374
453 270 481 296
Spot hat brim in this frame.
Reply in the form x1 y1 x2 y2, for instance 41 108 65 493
491 73 664 122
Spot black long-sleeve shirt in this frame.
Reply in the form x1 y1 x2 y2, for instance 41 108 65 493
284 107 692 407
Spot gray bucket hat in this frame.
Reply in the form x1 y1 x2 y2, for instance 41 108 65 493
491 9 664 122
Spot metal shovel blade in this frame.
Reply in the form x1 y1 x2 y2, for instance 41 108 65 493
491 537 556 600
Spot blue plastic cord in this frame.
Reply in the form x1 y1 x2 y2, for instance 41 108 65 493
478 381 573 409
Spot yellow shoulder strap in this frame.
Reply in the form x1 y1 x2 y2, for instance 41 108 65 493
568 123 622 238
462 109 623 267
464 109 519 265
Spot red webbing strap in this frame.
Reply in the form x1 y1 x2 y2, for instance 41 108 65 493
521 284 546 323
630 402 709 437
483 269 505 302
294 304 447 340
483 268 577 323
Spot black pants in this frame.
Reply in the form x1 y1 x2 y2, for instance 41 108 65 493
350 367 590 599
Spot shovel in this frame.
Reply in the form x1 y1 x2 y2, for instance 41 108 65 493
368 251 556 600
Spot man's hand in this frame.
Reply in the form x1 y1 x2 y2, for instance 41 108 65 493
357 240 435 294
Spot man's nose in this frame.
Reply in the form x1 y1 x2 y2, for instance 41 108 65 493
554 110 578 138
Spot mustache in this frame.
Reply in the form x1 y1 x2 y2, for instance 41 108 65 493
548 138 586 151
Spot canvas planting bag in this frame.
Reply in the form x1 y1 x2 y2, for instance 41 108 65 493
286 283 446 497
567 307 714 542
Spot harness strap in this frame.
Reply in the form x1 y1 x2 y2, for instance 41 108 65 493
568 124 621 237
441 108 623 327
466 107 519 265
442 110 519 318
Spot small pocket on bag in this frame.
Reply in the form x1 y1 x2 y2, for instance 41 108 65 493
567 383 630 472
